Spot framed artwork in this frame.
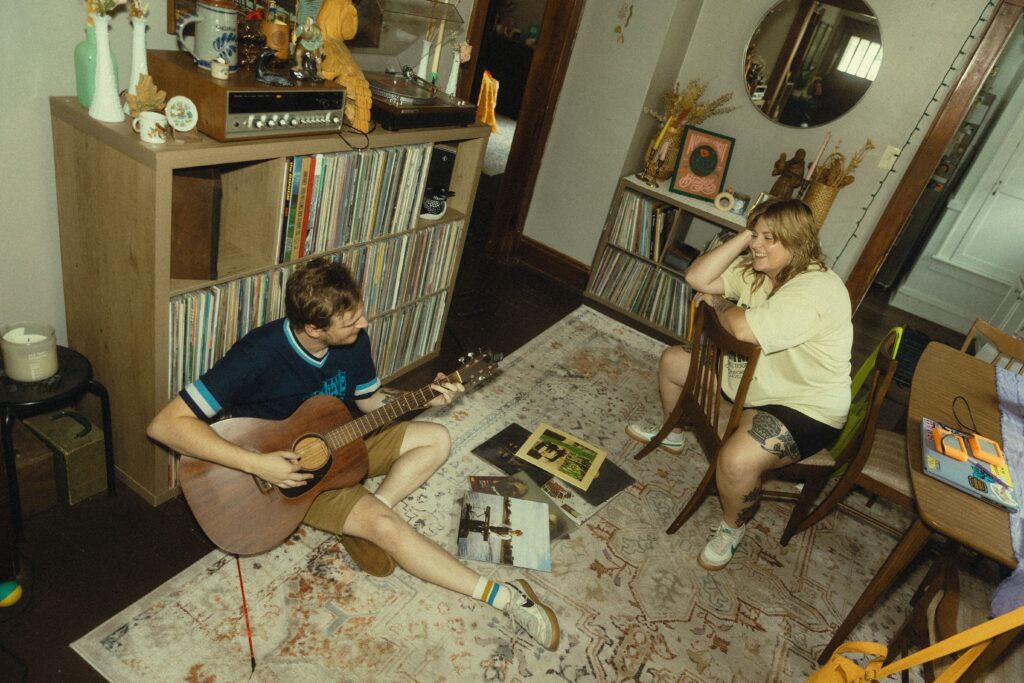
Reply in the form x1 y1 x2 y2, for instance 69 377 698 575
669 125 736 201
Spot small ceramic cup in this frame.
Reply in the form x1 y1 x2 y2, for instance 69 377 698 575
133 111 169 144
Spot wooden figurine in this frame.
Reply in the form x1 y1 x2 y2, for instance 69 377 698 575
770 148 806 200
317 0 372 133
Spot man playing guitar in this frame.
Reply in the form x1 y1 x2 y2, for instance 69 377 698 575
147 258 559 651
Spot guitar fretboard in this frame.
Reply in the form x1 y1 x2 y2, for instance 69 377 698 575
323 372 459 448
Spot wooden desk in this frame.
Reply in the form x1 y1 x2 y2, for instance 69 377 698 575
907 343 1015 567
818 342 1017 663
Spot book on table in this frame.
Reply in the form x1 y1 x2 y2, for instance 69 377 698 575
920 417 1018 512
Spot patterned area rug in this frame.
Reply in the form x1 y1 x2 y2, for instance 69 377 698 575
72 306 994 681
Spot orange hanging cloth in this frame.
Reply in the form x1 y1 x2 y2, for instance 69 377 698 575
476 70 499 133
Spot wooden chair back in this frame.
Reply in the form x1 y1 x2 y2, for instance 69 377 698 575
634 301 762 534
773 328 903 544
960 318 1024 374
680 301 762 457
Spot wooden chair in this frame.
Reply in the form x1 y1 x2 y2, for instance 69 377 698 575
768 328 910 545
960 318 1024 374
634 301 761 534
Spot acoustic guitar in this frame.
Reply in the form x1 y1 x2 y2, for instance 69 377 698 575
178 350 500 555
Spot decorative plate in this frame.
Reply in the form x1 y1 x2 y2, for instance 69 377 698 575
165 96 198 132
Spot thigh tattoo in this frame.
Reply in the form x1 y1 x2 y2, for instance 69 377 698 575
749 412 800 461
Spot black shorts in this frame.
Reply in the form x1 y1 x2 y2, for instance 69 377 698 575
750 404 840 459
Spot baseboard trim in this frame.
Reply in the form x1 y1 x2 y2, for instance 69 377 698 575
515 236 589 290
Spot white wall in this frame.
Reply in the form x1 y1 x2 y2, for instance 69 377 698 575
522 0 995 276
521 1 700 265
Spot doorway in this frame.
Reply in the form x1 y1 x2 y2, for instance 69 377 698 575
872 21 1024 332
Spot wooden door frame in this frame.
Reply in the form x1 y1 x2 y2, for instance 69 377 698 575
845 0 1024 312
456 0 589 263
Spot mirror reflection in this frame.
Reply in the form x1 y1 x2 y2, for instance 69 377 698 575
745 0 881 128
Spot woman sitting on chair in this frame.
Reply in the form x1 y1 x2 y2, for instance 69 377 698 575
627 199 853 570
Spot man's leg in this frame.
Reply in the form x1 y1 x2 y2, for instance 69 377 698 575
372 421 450 508
699 409 800 570
340 422 560 650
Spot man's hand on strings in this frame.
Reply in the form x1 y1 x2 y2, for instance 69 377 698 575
427 372 464 407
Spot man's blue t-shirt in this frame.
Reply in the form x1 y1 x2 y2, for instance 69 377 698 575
180 318 381 421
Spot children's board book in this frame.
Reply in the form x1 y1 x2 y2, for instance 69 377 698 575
920 417 1018 512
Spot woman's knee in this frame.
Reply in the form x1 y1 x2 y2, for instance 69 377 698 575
716 445 768 485
659 345 690 380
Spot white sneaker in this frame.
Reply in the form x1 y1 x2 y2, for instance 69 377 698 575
626 422 685 454
698 521 746 571
503 579 560 650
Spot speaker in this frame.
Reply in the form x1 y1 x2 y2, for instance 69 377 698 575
426 144 457 191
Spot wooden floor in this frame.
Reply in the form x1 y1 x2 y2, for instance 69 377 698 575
0 188 963 679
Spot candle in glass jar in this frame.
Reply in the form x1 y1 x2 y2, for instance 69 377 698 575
1 322 59 382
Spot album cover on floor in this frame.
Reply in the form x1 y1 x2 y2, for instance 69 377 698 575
455 490 552 571
468 472 579 540
470 422 550 481
513 422 607 491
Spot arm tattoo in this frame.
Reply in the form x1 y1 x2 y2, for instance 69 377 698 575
748 412 801 461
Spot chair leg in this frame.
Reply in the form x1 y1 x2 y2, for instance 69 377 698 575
88 379 117 497
779 471 831 546
785 471 861 544
667 461 716 534
634 395 687 461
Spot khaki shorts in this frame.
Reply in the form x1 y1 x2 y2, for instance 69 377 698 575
302 422 408 536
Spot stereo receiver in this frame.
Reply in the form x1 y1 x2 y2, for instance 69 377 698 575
148 50 346 142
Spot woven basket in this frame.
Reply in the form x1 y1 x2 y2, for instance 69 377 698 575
803 181 840 230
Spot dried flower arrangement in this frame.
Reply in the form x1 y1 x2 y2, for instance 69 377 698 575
126 74 167 117
637 79 738 185
128 0 148 19
809 139 876 188
86 0 128 15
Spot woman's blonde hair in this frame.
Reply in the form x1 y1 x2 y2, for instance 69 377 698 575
739 198 827 296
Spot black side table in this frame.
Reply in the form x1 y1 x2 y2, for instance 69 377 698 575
1 346 117 544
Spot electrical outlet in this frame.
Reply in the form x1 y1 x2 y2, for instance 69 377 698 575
878 145 900 170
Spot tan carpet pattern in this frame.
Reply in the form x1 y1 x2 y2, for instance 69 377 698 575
72 306 995 681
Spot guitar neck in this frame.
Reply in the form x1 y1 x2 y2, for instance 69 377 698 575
326 370 461 447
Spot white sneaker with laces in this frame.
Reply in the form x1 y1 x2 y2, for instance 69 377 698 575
625 422 685 453
698 521 746 571
503 579 560 650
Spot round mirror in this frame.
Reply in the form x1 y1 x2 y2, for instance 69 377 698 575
744 0 881 128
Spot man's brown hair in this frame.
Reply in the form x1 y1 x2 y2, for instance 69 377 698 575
285 258 362 329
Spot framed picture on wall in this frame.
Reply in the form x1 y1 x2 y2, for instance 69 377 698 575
669 126 735 201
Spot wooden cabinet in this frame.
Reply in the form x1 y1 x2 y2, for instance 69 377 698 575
585 176 745 340
49 97 488 505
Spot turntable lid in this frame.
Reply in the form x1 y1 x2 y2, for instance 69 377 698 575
366 72 437 105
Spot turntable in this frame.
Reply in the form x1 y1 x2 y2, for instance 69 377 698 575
366 68 477 131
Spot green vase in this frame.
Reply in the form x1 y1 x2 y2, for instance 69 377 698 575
74 23 118 109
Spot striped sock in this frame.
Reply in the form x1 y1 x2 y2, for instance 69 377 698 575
473 577 512 610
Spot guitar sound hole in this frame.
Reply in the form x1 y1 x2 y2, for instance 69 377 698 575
294 435 330 470
278 434 332 499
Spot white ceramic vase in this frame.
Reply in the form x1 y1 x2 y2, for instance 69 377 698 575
127 17 149 102
88 14 125 123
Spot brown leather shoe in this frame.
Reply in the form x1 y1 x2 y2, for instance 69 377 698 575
340 535 396 577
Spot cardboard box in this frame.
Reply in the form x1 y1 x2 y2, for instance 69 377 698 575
23 410 108 506
1 420 59 517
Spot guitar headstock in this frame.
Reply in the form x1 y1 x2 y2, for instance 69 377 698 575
449 349 502 390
